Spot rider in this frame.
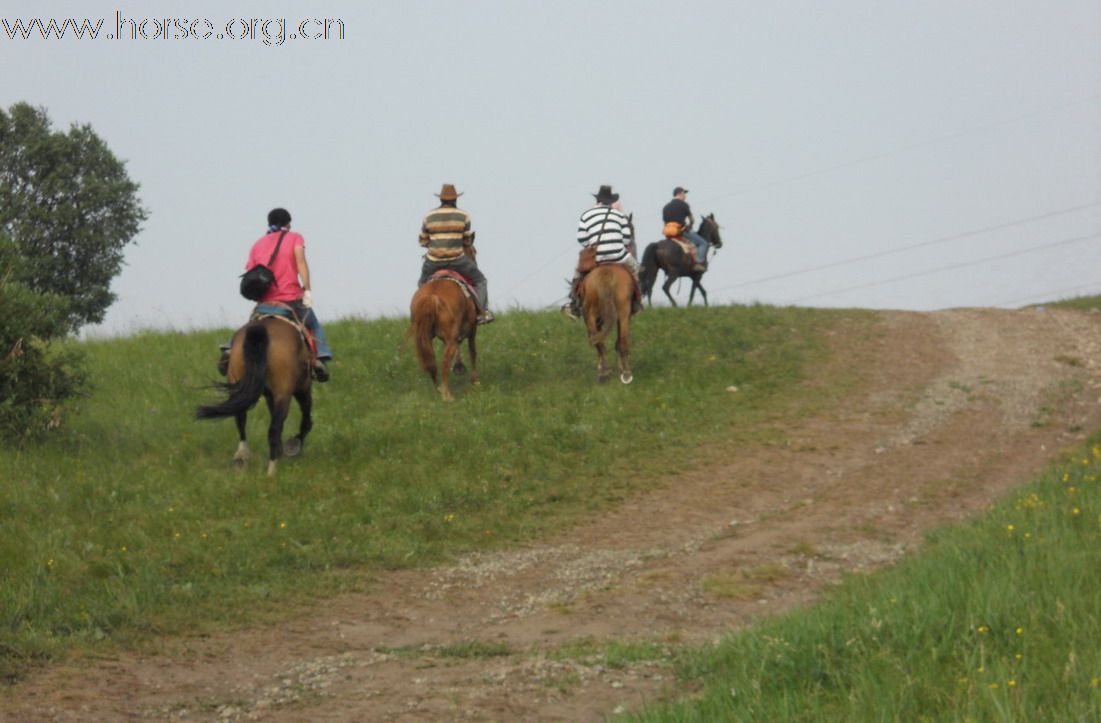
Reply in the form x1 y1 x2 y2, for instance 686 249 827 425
418 183 494 325
662 186 708 271
219 207 333 381
563 184 639 319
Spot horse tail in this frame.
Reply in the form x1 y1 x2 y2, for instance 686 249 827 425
589 269 619 347
196 323 269 420
640 242 659 296
410 291 439 379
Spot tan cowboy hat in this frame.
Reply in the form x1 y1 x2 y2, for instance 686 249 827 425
435 183 463 201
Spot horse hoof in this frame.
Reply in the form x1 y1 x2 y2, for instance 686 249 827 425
284 437 303 457
620 372 634 385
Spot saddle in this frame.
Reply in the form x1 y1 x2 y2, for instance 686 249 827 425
428 269 480 308
251 303 319 363
662 222 699 263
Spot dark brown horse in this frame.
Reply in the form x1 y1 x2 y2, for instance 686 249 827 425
579 263 634 384
408 274 478 402
639 214 723 307
196 316 312 476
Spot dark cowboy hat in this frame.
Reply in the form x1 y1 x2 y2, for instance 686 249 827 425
434 183 463 201
593 185 619 204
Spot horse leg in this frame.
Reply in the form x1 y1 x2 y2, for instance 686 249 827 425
696 276 709 307
266 395 290 477
284 386 312 458
616 316 633 384
440 339 459 402
467 328 479 385
687 277 697 306
594 340 610 383
662 275 679 307
233 411 250 466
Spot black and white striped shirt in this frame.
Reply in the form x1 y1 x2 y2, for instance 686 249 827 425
577 205 632 263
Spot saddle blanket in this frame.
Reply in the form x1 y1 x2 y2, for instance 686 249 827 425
430 269 477 302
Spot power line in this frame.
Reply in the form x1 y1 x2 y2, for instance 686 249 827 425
713 201 1101 294
792 231 1101 303
698 93 1101 206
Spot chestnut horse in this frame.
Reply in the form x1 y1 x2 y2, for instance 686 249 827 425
639 214 723 307
196 316 312 476
579 263 634 384
408 275 478 402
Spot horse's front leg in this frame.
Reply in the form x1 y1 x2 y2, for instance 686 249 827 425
284 386 312 458
233 411 250 466
696 277 708 307
467 328 478 386
662 276 679 307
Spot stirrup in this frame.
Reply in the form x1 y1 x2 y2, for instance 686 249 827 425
561 302 580 320
312 359 330 382
477 310 496 325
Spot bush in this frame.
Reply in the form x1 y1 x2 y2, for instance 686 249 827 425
0 238 85 441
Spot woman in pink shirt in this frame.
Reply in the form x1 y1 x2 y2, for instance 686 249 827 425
219 208 332 381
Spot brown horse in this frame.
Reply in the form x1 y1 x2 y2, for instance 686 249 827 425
196 316 313 476
579 263 634 384
408 275 478 402
640 214 723 307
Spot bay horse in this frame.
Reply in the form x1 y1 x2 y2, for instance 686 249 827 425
408 271 478 402
639 214 723 307
196 315 312 476
578 263 634 384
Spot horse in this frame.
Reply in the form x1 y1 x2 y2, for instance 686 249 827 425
408 272 478 402
578 263 634 384
639 214 723 307
196 315 313 476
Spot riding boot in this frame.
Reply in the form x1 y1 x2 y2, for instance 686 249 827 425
312 358 330 383
217 350 230 377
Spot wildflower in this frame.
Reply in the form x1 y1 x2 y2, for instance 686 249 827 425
988 683 1000 689
1091 677 1101 688
1024 532 1032 540
120 546 127 553
173 532 181 540
1016 627 1024 635
444 513 456 522
1015 653 1023 661
1067 486 1078 496
1007 679 1017 688
46 558 55 568
279 521 287 529
977 626 989 635
1072 507 1082 517
1006 524 1015 533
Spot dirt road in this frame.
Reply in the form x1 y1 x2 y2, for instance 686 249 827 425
6 307 1101 722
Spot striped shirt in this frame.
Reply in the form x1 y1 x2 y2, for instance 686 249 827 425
420 205 473 261
577 204 632 264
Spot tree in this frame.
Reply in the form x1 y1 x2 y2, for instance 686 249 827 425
0 236 85 440
0 102 147 332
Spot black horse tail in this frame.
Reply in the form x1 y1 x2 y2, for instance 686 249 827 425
639 242 659 297
196 323 269 420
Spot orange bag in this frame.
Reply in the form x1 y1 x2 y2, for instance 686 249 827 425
663 221 683 238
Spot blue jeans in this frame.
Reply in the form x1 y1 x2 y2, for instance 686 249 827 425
683 229 708 265
221 302 333 360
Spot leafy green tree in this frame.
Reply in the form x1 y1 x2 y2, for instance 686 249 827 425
0 237 85 441
0 102 146 331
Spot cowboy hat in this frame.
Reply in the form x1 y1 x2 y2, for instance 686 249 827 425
593 185 619 204
435 183 463 201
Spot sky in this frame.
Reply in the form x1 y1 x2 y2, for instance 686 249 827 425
3 1 1100 337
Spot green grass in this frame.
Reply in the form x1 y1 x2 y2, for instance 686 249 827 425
1036 294 1101 311
0 304 844 682
625 441 1101 722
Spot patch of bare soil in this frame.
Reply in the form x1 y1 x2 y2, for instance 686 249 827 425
6 307 1101 722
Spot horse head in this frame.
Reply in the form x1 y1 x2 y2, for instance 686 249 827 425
700 214 723 249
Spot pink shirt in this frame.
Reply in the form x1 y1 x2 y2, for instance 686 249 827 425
246 230 305 303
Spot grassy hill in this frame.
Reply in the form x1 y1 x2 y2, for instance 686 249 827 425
0 304 848 681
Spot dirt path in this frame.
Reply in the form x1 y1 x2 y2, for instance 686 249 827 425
6 307 1101 722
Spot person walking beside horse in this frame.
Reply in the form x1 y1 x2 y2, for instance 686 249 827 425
662 186 709 271
418 183 494 325
563 185 641 319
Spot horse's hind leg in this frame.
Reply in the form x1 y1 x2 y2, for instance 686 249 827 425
616 318 633 384
594 340 610 383
233 412 250 466
266 395 291 477
440 339 460 402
